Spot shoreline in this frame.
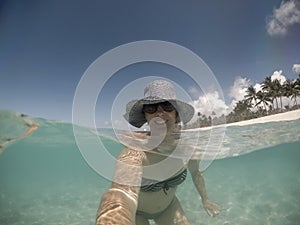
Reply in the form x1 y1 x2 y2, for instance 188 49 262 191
226 109 300 127
186 109 300 131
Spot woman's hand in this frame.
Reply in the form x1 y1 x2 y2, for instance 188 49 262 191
202 199 220 217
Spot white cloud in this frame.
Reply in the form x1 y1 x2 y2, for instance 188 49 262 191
229 76 250 101
253 83 263 92
270 70 287 85
292 64 300 73
266 0 300 37
191 76 251 115
188 86 201 99
191 91 228 118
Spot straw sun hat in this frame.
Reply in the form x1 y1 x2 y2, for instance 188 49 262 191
123 80 195 128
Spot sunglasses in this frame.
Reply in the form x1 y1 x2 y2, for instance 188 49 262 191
142 101 176 114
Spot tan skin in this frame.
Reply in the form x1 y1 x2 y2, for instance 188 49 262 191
96 105 220 225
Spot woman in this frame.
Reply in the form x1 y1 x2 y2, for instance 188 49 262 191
96 80 220 225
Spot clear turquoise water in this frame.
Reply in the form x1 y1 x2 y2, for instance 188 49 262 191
0 110 299 225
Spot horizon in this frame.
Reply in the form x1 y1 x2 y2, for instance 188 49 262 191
2 104 300 131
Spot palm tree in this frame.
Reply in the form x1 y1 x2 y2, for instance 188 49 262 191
296 74 300 89
262 76 286 111
245 85 257 109
296 74 300 83
285 75 300 108
293 79 300 107
233 100 253 121
272 79 283 110
197 112 201 127
262 76 277 109
255 90 271 113
201 114 209 127
283 79 296 107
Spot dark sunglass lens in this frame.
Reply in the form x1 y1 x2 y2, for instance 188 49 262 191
143 104 157 114
143 102 175 114
161 102 175 112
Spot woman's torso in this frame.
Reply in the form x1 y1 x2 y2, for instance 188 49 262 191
137 151 187 214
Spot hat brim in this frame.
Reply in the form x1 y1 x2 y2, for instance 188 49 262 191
124 98 194 128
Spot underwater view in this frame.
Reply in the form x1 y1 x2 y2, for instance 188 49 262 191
0 110 300 225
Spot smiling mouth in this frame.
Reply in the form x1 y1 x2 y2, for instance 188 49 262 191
152 117 167 125
155 120 166 125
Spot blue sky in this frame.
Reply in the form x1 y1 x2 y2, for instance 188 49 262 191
1 0 299 128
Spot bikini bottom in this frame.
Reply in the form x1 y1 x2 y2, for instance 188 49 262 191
136 198 175 220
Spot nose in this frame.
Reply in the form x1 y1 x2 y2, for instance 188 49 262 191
155 106 165 116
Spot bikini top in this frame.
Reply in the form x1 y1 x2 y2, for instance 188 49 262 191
140 169 187 194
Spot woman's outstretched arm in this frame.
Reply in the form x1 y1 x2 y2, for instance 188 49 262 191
96 148 146 225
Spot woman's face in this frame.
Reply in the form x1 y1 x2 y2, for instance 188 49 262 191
143 102 177 133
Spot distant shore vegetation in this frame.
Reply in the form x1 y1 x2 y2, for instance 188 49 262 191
185 74 300 129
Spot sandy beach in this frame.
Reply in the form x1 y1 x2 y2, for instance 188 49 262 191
227 109 300 127
187 109 300 131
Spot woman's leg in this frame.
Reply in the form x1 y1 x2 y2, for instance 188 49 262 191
154 196 191 225
135 214 150 225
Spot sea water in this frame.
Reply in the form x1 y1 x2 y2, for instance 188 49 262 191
0 110 299 225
